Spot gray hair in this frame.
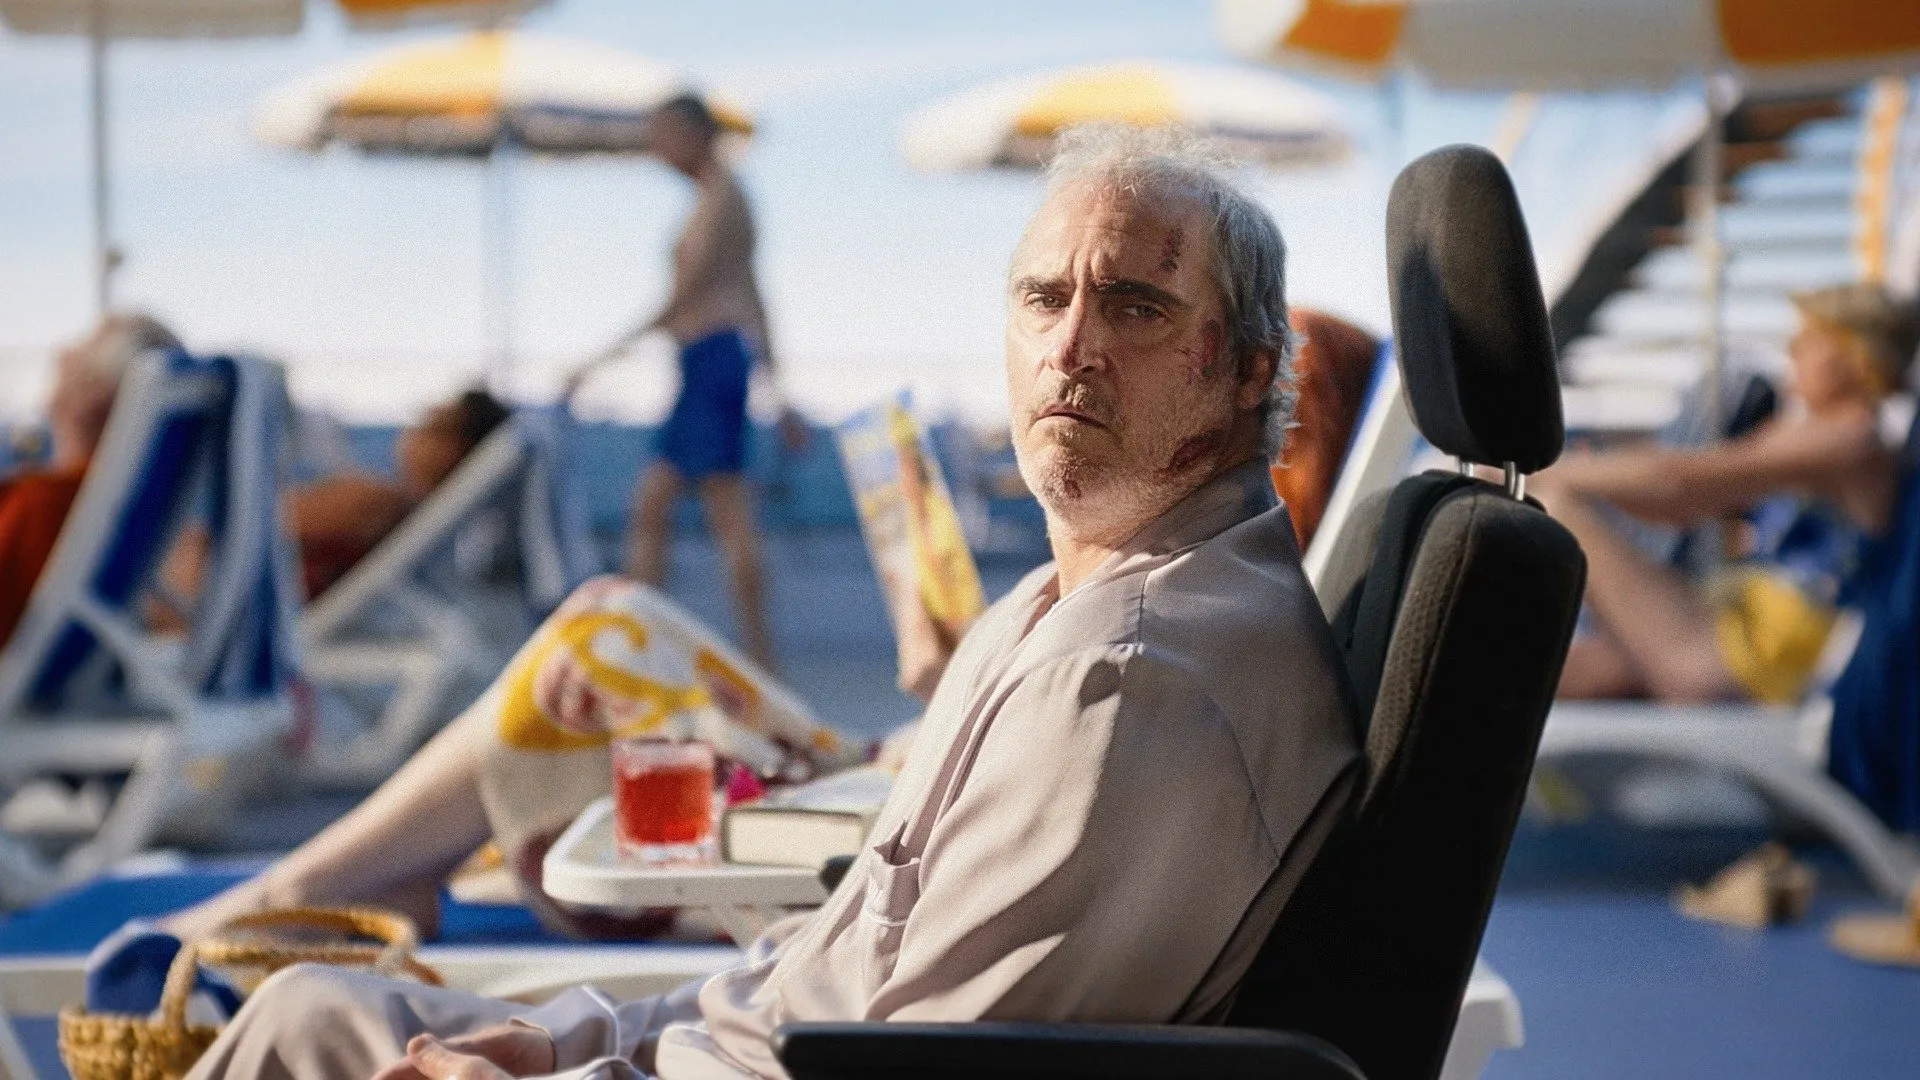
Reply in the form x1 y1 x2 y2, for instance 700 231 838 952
1041 124 1299 457
86 312 181 383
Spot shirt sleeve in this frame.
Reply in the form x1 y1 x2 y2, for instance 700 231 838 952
867 647 1310 1024
514 912 812 1078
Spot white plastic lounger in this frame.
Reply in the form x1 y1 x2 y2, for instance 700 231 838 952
1540 696 1920 901
298 406 601 787
0 353 302 906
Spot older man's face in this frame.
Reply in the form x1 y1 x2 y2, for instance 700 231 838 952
1006 180 1262 536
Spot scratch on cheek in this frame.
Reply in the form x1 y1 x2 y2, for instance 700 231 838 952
1062 477 1083 499
1159 228 1184 275
1163 428 1228 476
1199 319 1228 380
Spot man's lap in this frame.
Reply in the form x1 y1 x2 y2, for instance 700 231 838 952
185 964 530 1080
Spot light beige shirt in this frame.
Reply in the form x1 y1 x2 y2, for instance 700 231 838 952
524 460 1361 1079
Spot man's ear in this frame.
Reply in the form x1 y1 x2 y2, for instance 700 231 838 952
1236 348 1277 410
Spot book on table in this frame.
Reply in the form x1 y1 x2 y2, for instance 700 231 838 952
721 765 895 869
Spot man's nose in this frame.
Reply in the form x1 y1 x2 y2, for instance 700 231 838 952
1041 295 1107 377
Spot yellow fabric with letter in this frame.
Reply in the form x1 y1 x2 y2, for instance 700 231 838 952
1711 568 1838 705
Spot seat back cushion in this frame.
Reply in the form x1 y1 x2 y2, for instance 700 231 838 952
1228 488 1584 1080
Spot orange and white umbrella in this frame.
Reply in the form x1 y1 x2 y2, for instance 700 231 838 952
901 60 1349 172
1217 0 1920 92
0 0 546 315
254 29 752 156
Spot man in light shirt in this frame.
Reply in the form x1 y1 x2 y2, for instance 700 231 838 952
184 124 1360 1080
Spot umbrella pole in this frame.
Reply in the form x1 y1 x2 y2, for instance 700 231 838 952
87 0 113 317
484 146 515 393
1690 73 1728 577
1694 74 1726 443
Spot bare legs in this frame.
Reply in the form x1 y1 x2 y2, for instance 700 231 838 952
1534 480 1739 703
161 704 494 941
624 461 777 672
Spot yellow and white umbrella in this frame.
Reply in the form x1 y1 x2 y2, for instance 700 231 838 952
253 30 751 381
0 0 545 315
901 60 1349 172
254 29 752 156
1217 0 1920 93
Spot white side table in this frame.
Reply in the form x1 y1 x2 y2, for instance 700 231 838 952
542 797 828 945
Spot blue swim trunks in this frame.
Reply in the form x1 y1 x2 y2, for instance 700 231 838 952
655 328 753 480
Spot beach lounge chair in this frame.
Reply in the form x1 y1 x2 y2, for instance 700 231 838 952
0 351 302 906
1537 442 1920 901
772 146 1583 1080
297 404 602 787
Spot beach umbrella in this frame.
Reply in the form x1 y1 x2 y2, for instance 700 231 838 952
0 0 544 319
901 60 1349 172
1217 0 1920 94
252 29 752 380
1217 0 1920 438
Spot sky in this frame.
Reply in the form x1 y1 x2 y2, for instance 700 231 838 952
0 0 1700 425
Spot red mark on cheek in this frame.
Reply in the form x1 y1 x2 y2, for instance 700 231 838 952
1163 427 1228 476
1061 477 1083 499
1199 320 1227 380
1178 319 1230 385
1159 228 1184 275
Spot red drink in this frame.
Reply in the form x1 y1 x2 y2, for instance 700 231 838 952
613 740 717 865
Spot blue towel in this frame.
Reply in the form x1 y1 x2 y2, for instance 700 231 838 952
84 920 240 1019
1829 464 1920 832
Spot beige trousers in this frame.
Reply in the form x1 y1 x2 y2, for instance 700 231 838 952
183 964 533 1080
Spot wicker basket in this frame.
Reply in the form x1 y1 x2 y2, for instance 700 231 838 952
58 907 442 1080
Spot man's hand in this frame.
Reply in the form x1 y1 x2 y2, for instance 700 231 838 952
369 1025 555 1080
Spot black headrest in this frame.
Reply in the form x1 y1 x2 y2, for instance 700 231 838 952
1386 145 1563 473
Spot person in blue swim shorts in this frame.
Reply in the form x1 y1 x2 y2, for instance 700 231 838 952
570 94 797 670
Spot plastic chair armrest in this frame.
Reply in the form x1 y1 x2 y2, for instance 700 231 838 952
773 1021 1366 1080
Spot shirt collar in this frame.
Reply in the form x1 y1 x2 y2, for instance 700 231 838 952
1053 457 1276 604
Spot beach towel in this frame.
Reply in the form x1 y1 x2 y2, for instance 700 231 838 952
1827 463 1920 832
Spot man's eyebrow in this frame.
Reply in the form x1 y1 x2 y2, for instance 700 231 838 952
1011 274 1067 295
1010 275 1191 311
1091 277 1189 310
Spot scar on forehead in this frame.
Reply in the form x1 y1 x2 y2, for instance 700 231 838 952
1158 227 1184 275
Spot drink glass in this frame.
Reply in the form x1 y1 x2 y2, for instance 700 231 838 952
612 739 717 866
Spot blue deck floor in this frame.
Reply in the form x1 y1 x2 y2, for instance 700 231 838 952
7 525 1919 1078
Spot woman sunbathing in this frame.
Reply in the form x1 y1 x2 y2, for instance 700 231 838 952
1539 284 1920 705
290 389 512 598
156 388 512 625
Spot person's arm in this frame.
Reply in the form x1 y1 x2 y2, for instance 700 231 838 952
1545 413 1885 525
286 475 410 552
148 523 211 633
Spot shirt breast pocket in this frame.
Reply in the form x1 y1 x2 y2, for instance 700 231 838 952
857 841 922 994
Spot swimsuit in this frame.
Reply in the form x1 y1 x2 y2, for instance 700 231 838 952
655 328 753 480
